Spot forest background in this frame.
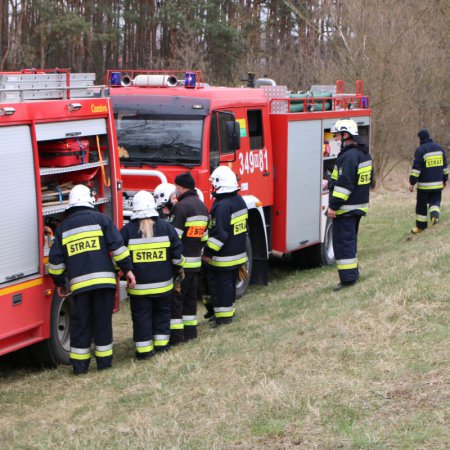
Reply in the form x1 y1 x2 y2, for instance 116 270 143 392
0 0 449 183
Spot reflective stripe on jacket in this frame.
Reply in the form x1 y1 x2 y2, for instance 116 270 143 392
120 217 184 296
409 139 448 191
329 143 373 216
204 192 248 270
49 208 132 295
171 190 209 271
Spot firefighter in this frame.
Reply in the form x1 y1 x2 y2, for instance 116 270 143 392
203 166 248 326
327 119 373 291
48 184 135 374
120 190 185 358
170 171 209 343
154 182 178 220
409 129 448 233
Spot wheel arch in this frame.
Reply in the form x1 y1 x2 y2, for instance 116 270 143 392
242 195 270 285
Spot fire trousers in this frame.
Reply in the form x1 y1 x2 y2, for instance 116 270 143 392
130 293 171 358
69 288 115 374
415 190 442 229
170 271 199 345
207 268 238 324
332 215 362 283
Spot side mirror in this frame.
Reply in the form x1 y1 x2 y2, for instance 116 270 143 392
225 120 241 152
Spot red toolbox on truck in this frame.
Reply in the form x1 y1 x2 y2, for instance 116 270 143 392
39 138 89 167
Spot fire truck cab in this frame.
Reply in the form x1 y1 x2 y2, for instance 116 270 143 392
106 70 372 297
0 69 123 365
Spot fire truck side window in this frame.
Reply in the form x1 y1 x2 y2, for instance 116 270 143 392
218 112 234 155
248 109 264 149
209 111 235 170
209 112 220 170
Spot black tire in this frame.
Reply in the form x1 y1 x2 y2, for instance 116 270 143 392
29 292 71 367
307 217 335 267
236 236 252 299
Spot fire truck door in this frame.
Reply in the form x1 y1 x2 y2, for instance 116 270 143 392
0 126 39 283
286 120 322 251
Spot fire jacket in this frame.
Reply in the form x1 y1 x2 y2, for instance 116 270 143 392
329 142 373 216
171 189 209 271
409 138 448 191
204 191 248 270
49 207 132 295
120 218 184 296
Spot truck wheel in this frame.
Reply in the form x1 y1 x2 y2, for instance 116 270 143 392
236 236 252 299
29 292 71 367
308 217 335 267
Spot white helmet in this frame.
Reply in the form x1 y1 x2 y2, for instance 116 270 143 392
195 188 205 202
67 184 95 209
210 166 239 194
153 183 177 208
131 190 158 220
330 118 359 136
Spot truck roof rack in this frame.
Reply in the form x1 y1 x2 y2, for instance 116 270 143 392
266 80 369 114
0 68 105 103
105 69 205 89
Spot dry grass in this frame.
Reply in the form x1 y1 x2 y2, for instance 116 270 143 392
1 189 449 449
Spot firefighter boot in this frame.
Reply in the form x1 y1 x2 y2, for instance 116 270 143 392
135 350 156 361
333 279 358 291
411 227 424 234
184 324 197 342
96 354 113 371
203 295 214 319
215 316 234 326
431 217 439 226
72 358 90 375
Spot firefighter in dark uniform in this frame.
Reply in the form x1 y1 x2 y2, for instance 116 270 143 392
170 171 209 343
409 129 448 233
327 119 373 291
120 190 185 358
49 184 135 374
203 166 248 326
154 182 178 220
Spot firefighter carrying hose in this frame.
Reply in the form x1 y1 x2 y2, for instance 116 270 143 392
327 119 373 291
48 184 135 374
169 171 209 344
203 166 248 326
120 190 185 358
409 129 448 233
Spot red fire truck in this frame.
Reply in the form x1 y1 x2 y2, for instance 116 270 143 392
106 70 372 297
0 69 123 365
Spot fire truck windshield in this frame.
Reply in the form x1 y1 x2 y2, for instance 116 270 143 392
115 113 203 165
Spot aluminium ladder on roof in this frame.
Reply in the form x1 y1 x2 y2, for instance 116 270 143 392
0 72 102 102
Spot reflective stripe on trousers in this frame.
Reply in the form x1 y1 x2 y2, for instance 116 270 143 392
332 215 361 283
416 190 442 229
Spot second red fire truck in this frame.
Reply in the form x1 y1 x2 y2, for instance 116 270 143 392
106 70 372 297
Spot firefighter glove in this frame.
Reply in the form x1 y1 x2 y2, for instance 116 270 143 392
173 266 185 281
173 268 184 294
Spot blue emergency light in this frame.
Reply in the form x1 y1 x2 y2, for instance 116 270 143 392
110 72 121 86
184 72 196 89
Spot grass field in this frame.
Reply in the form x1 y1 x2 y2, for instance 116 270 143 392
1 188 449 449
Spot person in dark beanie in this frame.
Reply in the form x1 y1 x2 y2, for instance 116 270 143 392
409 129 448 233
170 172 209 343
